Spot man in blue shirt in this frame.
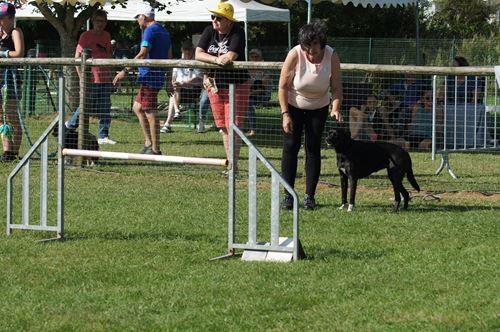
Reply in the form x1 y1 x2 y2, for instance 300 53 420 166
388 73 426 137
113 3 172 155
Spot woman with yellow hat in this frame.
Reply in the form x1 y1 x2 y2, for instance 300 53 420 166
195 1 250 176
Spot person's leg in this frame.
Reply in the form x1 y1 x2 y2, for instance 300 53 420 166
66 108 80 129
281 106 305 192
199 89 209 120
349 107 366 139
144 88 161 154
145 109 160 153
173 89 181 118
197 89 209 132
161 97 175 131
4 99 22 156
303 106 329 198
247 96 257 133
134 87 152 149
96 83 112 140
226 81 250 170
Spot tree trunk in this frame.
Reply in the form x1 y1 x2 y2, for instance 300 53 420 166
59 32 79 112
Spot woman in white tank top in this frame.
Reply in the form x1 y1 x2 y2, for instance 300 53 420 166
278 20 343 210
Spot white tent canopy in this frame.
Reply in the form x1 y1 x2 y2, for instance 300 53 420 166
16 0 291 58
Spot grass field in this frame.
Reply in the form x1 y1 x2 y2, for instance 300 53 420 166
1 117 499 331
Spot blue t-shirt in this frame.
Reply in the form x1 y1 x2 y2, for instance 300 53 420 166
389 78 425 108
138 22 171 89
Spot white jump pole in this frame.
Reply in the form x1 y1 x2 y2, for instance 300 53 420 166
63 149 228 167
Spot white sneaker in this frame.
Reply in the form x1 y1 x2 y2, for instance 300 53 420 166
197 121 205 133
98 137 117 145
173 112 181 119
160 125 172 133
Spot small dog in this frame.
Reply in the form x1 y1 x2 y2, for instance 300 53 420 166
326 129 420 211
52 122 99 166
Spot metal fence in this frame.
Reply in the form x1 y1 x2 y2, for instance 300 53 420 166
3 57 498 241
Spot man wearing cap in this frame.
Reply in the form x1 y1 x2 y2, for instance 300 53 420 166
195 1 250 175
0 2 24 162
113 3 172 155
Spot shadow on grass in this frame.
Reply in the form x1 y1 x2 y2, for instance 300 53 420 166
305 246 391 261
58 229 220 243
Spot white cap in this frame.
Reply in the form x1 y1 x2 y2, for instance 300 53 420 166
134 3 154 19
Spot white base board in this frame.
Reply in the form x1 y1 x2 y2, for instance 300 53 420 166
242 237 301 262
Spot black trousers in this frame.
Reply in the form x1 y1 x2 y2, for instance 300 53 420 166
281 104 329 197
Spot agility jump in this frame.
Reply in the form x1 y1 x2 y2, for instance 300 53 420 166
62 149 228 167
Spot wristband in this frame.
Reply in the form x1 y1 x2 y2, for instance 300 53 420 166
122 68 129 74
281 111 289 116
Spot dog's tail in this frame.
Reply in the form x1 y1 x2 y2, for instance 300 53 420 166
406 163 420 192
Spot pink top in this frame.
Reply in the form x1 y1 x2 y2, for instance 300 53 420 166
76 31 112 83
288 45 333 110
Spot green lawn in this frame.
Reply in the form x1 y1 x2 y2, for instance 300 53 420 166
1 117 499 331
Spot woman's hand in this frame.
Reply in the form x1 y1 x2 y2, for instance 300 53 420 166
282 113 293 134
330 109 343 122
215 54 232 66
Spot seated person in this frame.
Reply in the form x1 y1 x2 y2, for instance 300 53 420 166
407 89 443 151
349 94 406 147
386 73 426 137
246 48 271 136
161 39 202 133
438 56 485 105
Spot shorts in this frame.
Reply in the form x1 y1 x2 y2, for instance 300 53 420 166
135 86 160 112
208 80 250 129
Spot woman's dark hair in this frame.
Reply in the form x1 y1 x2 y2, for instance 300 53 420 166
454 56 469 67
298 19 327 50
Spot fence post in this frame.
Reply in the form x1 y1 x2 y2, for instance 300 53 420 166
77 49 90 166
368 38 372 64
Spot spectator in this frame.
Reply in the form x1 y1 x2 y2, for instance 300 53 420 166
113 3 172 155
349 94 407 148
408 89 442 150
387 72 426 137
441 55 485 104
196 89 210 133
279 20 343 210
195 1 250 175
246 48 271 136
65 10 116 145
0 2 24 162
161 39 202 133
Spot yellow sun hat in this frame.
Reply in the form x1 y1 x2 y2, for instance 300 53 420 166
209 1 237 22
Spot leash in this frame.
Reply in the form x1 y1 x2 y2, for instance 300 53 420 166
0 69 13 141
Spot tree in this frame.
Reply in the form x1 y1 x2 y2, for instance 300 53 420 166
426 0 498 38
14 0 172 110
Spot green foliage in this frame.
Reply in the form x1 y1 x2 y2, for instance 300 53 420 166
455 35 500 65
427 0 498 38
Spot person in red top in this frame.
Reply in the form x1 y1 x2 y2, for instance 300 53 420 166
66 10 116 145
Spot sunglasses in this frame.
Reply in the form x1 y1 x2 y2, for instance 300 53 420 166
211 15 223 22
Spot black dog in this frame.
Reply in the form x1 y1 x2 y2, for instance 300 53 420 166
52 122 99 166
326 129 420 211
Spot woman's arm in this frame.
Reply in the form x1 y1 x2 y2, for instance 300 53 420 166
278 48 298 134
330 52 343 122
9 28 25 58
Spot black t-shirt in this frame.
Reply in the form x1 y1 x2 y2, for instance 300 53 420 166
0 33 19 89
197 24 249 88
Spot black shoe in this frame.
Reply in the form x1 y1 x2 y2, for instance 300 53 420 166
139 144 152 154
304 194 316 210
282 194 293 210
144 149 161 155
1 151 18 162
